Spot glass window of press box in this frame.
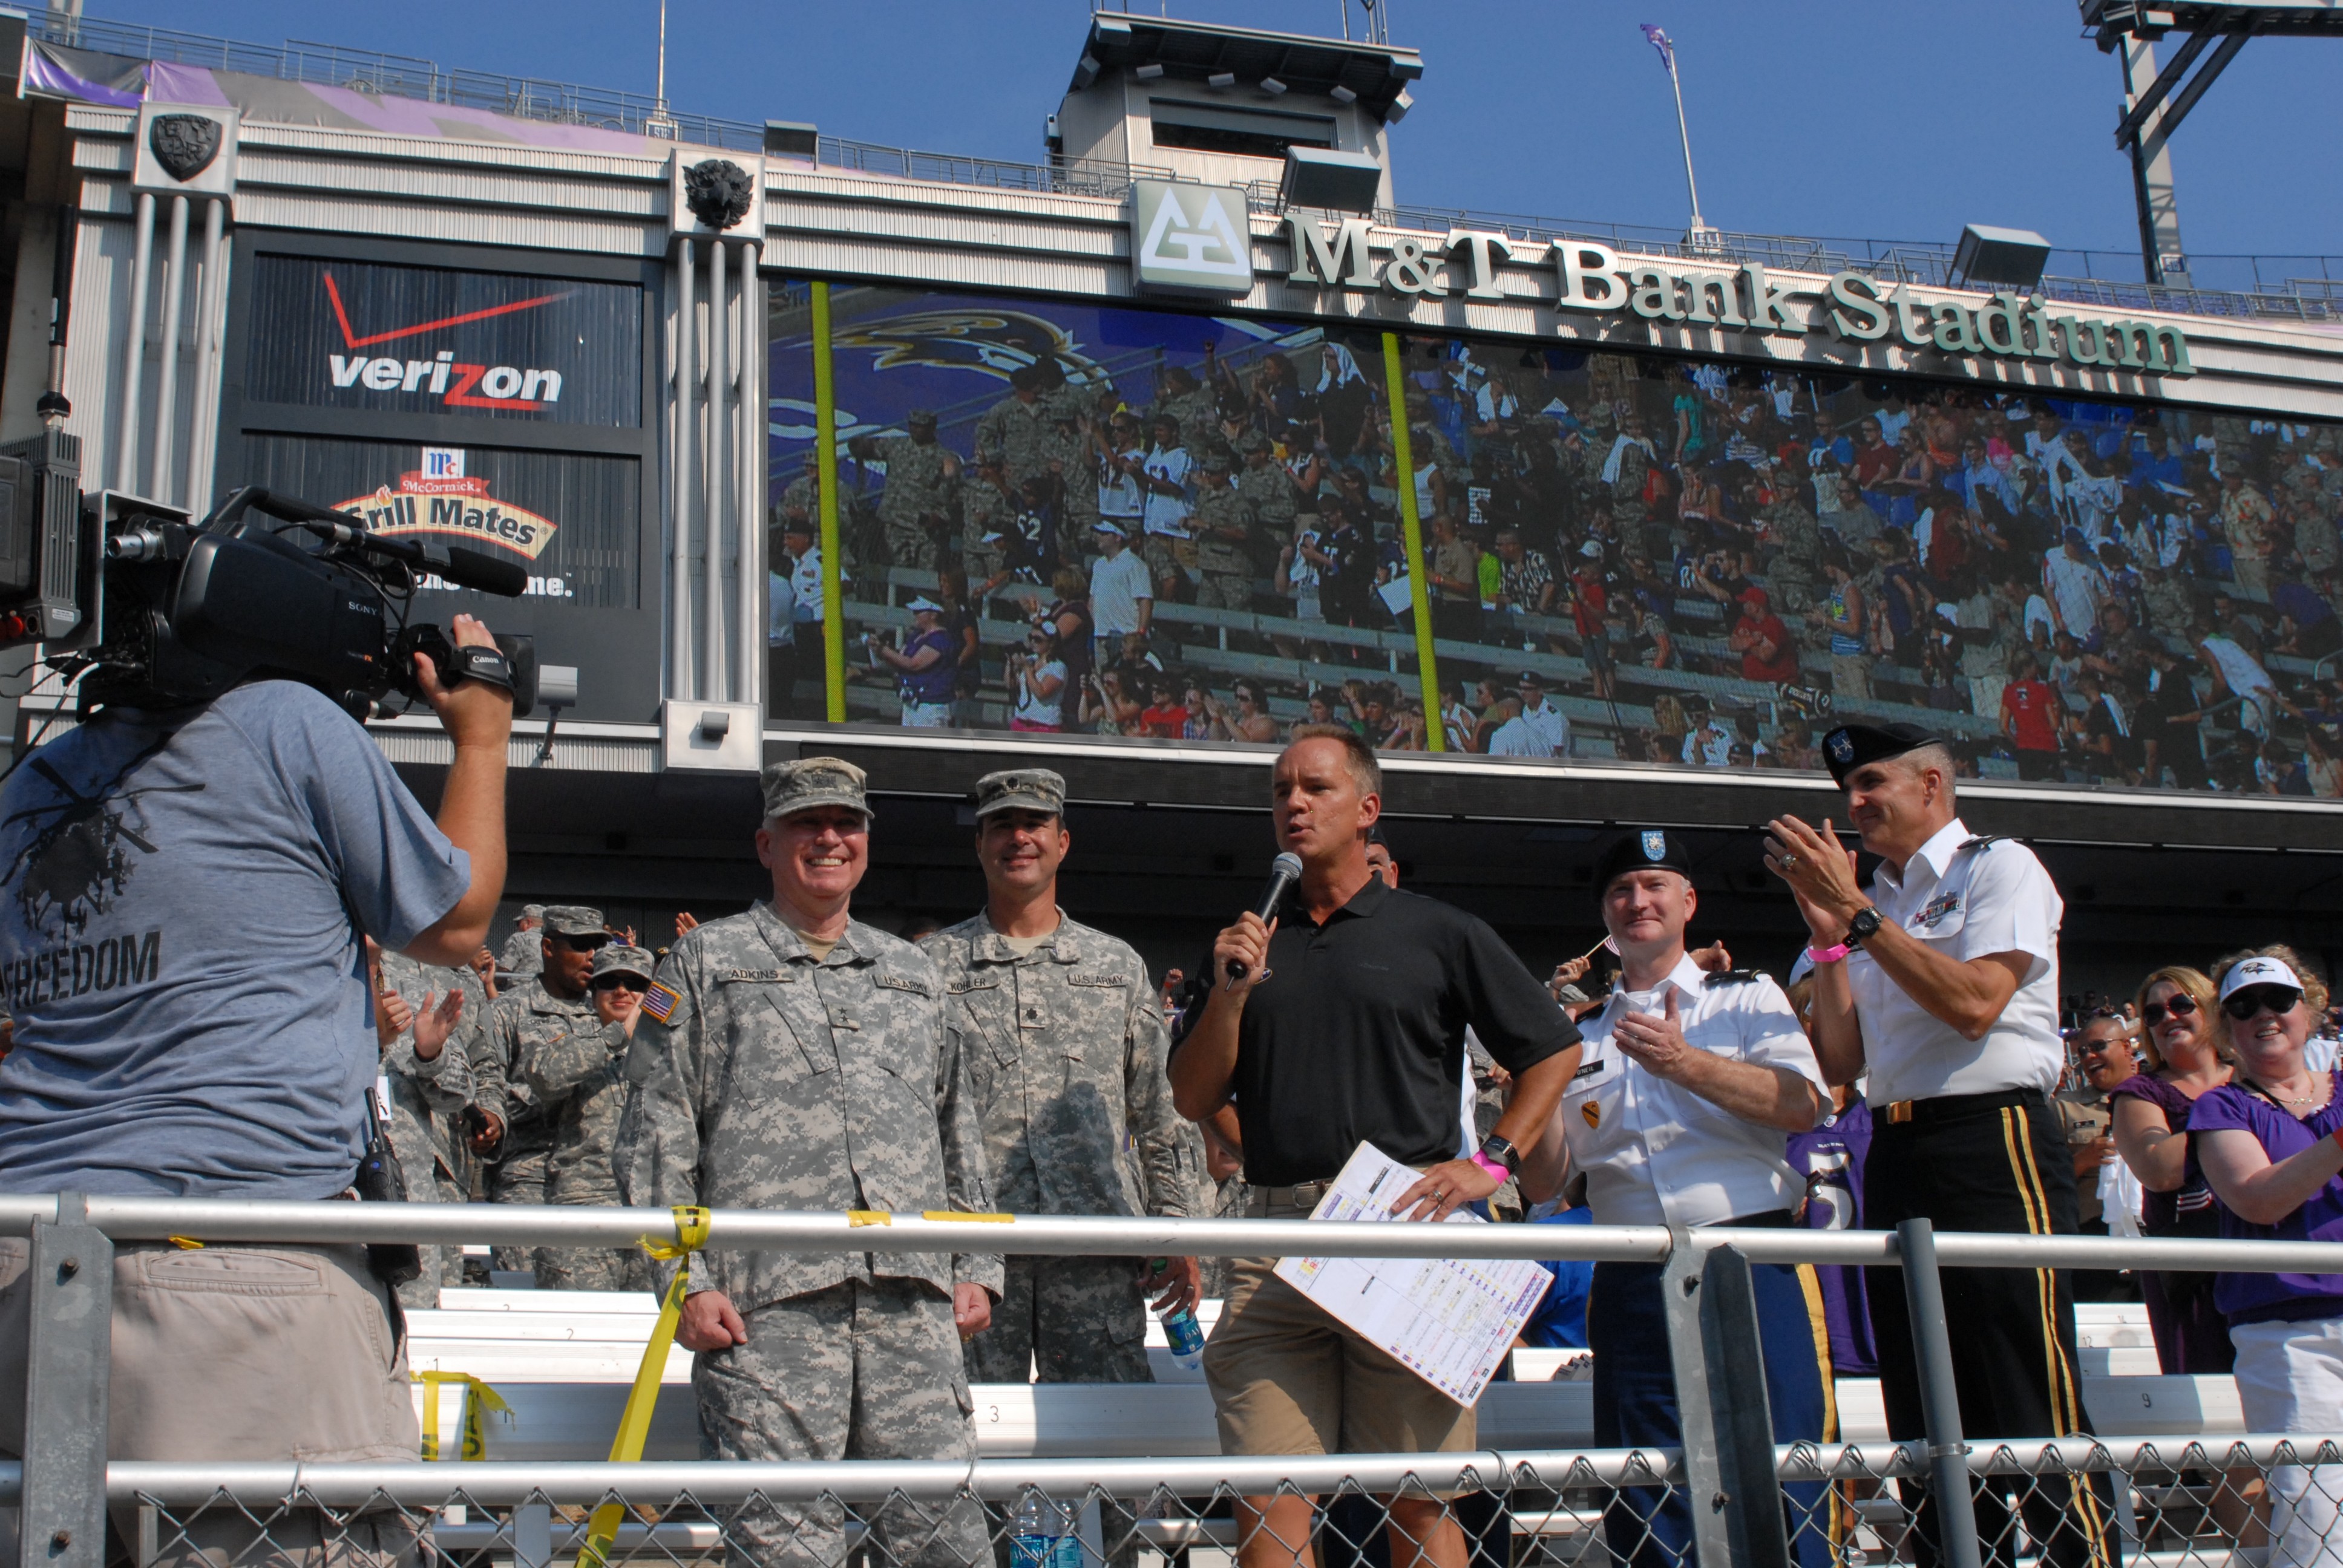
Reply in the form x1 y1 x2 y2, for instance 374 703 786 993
770 279 2343 799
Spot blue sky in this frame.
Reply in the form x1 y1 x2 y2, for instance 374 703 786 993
83 1 2342 275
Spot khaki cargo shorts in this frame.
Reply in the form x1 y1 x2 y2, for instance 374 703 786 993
1201 1189 1476 1457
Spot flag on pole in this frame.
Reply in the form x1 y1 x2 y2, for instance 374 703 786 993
1639 24 1676 72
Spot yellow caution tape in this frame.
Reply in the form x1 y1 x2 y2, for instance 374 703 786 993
168 1236 205 1249
412 1371 511 1462
847 1209 893 1227
578 1205 709 1568
922 1211 1015 1223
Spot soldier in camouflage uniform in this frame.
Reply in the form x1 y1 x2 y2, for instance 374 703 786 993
371 942 485 1308
473 905 611 1282
499 904 545 981
960 454 1017 599
850 409 961 575
975 366 1057 491
1188 453 1259 613
1236 431 1298 544
1158 364 1221 459
1757 482 1824 619
922 769 1199 1385
615 758 998 1568
513 944 660 1292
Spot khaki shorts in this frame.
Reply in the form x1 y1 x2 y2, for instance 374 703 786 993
1201 1194 1476 1458
0 1237 419 1462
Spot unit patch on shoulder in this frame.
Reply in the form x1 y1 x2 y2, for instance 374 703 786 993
641 981 683 1025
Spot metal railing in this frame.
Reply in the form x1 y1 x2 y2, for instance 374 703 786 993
8 1192 2343 1568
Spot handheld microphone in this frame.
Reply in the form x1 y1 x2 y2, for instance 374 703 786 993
1226 851 1304 982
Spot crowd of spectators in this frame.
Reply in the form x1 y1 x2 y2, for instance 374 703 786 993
792 293 2343 795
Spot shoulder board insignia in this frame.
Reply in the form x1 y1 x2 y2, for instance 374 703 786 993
874 972 932 996
1957 835 2009 854
641 982 683 1025
1069 972 1130 988
1703 969 1766 988
720 969 793 984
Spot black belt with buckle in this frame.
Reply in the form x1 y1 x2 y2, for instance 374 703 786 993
1879 1086 2050 1126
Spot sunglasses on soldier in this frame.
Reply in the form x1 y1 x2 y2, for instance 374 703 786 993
591 973 649 993
553 932 612 953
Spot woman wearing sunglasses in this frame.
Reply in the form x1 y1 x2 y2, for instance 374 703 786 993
2108 967 2236 1376
2191 947 2343 1567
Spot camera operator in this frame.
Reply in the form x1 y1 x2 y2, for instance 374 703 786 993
0 617 512 1554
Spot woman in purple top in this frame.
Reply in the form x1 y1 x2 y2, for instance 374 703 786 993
2192 947 2343 1568
2110 965 2235 1374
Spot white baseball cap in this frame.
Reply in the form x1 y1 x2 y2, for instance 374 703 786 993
2219 955 2304 1002
906 595 945 614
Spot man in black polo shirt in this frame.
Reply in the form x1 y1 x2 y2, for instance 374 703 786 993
1170 724 1579 1568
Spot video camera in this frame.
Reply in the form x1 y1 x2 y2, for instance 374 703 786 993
0 430 538 719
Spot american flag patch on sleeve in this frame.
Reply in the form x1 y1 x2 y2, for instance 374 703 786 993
641 981 683 1024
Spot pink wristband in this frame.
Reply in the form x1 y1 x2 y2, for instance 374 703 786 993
1470 1151 1510 1182
1806 941 1852 965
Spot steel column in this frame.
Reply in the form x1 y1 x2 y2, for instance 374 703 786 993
18 1194 113 1568
1698 1245 1794 1568
667 237 696 697
113 192 156 492
736 261 765 710
1660 1228 1735 1568
701 235 729 704
181 197 226 511
146 195 189 503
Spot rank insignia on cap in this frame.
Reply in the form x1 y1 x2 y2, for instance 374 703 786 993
1581 1101 1601 1130
1641 830 1667 862
641 981 683 1024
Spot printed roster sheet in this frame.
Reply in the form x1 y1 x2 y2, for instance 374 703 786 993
1274 1141 1552 1404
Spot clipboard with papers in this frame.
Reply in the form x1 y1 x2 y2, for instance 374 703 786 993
1273 1141 1553 1405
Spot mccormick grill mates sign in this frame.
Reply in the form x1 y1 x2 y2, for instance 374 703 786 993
335 448 559 560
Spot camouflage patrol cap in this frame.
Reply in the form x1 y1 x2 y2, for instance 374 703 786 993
1201 448 1233 473
972 767 1066 819
520 904 546 921
541 905 607 936
592 944 657 982
1239 431 1272 454
762 756 873 822
906 408 938 425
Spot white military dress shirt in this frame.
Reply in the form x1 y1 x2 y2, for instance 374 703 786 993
1559 953 1824 1227
1847 816 2064 1106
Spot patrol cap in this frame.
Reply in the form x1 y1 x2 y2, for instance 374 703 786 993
972 768 1066 820
761 757 873 822
906 408 937 425
1201 449 1233 472
592 944 657 982
1593 828 1693 892
1821 722 1944 786
520 903 546 921
1239 431 1272 454
542 905 608 936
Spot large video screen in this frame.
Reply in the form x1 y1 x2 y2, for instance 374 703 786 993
772 280 2343 799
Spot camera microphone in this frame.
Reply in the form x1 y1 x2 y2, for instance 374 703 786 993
290 513 528 598
1225 851 1303 982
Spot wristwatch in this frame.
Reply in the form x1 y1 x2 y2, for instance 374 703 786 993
1475 1134 1520 1178
1845 906 1884 950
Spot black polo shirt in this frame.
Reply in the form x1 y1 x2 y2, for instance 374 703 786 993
1173 877 1578 1186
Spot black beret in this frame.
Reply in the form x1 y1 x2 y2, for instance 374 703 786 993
1821 721 1944 785
1593 828 1693 891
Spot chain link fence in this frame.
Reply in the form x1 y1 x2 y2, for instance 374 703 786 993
96 1438 2342 1568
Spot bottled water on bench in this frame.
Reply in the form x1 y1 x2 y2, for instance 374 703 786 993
1012 1491 1081 1568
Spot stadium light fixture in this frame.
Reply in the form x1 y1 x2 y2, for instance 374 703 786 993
1207 71 1236 88
1330 84 1358 103
1952 224 2053 290
1134 63 1165 80
1260 77 1289 94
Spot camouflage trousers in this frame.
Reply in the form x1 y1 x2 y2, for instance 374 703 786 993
484 1148 552 1279
696 1277 984 1568
885 517 940 574
1141 535 1198 597
395 1168 470 1313
1194 570 1254 613
964 1255 1149 1385
536 1198 658 1293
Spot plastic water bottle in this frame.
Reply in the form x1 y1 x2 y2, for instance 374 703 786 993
1011 1493 1081 1568
1153 1260 1206 1371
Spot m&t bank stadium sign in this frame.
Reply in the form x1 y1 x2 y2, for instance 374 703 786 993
1126 183 2193 379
